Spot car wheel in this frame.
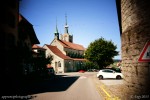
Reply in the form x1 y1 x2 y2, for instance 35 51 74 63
116 75 121 79
99 75 103 80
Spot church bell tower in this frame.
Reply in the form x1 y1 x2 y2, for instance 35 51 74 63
60 14 73 43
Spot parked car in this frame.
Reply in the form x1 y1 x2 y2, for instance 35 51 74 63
87 69 99 72
43 67 56 78
87 69 93 72
106 67 122 73
96 68 123 80
78 69 86 73
46 67 55 77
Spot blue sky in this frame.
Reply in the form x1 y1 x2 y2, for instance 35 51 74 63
19 0 121 59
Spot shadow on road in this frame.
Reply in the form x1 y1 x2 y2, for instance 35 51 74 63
2 75 79 97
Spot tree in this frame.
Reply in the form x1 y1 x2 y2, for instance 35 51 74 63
32 54 53 71
85 61 99 70
45 54 53 65
84 37 119 69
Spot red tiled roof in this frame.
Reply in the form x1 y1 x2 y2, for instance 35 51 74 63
32 44 46 50
58 40 71 48
58 40 85 50
46 45 72 59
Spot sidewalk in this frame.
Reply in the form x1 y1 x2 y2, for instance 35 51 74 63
92 75 137 100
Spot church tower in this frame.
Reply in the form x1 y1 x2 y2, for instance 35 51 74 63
60 15 73 43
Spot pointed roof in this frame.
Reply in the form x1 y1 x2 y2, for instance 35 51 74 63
64 14 69 33
32 44 46 50
55 19 59 34
58 40 85 51
19 14 40 44
65 14 68 26
46 45 72 59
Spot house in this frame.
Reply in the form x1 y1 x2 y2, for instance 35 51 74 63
32 44 46 58
43 16 86 73
18 14 40 75
1 0 40 95
32 44 47 73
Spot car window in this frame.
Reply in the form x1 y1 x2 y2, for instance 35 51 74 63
102 69 113 73
48 69 53 72
47 68 54 73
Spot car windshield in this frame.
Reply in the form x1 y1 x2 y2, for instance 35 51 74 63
112 68 121 73
102 68 121 73
45 67 54 73
102 69 114 73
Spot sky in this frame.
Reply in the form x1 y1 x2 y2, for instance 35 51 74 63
19 0 121 59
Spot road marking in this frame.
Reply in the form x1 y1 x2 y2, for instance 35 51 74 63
95 84 105 100
93 77 121 100
79 76 87 79
100 85 111 98
97 85 121 100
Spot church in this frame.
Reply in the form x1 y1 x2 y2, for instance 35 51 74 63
43 16 86 73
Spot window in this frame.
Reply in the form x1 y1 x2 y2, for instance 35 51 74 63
58 61 61 67
102 69 113 73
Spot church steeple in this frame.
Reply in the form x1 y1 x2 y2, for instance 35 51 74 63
54 19 59 40
64 14 69 34
60 15 73 43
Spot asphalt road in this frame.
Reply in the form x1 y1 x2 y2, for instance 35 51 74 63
100 79 124 86
16 72 103 100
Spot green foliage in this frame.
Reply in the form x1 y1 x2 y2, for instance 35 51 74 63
32 54 53 70
67 51 84 58
46 55 53 64
84 37 119 69
85 61 99 69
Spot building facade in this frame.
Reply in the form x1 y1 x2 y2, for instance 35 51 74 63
43 16 86 73
1 0 40 95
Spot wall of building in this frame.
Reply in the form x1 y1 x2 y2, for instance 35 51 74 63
64 60 74 72
73 60 85 71
121 0 150 95
1 0 19 81
44 45 68 73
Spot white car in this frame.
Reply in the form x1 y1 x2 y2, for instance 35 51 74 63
96 68 123 80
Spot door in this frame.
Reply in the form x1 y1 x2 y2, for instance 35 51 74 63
103 69 115 78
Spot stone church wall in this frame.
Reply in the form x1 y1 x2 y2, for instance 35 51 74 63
121 0 150 95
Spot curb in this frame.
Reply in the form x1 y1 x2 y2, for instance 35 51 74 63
93 75 121 100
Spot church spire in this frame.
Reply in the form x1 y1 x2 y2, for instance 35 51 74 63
55 19 59 33
54 18 59 39
64 14 69 34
